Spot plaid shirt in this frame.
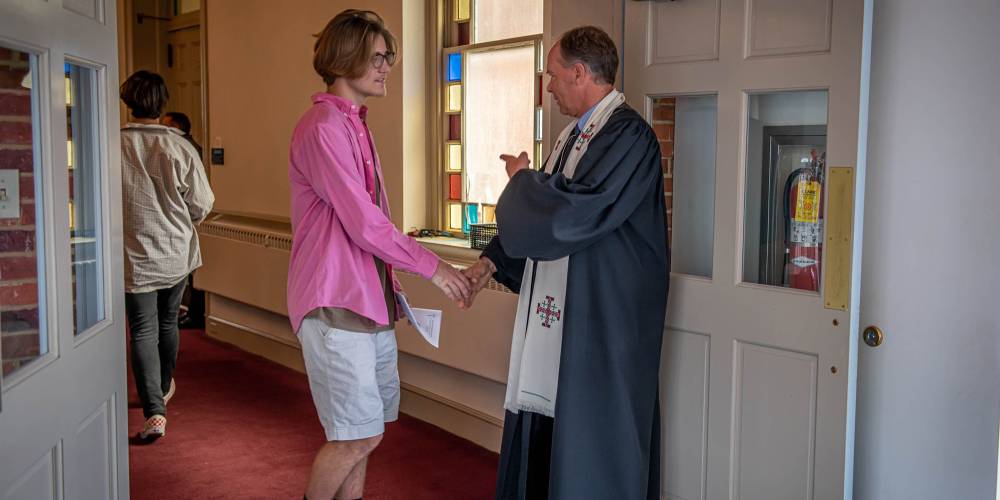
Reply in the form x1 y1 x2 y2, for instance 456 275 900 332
121 123 215 293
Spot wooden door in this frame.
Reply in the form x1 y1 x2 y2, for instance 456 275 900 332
164 12 202 146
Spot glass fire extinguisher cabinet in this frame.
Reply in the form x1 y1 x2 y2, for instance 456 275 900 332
742 90 829 292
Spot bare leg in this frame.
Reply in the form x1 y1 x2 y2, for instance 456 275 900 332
334 457 368 499
306 435 381 500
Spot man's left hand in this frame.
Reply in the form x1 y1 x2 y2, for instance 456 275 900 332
500 151 530 178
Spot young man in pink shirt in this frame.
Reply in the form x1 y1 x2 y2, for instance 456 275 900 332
287 10 471 500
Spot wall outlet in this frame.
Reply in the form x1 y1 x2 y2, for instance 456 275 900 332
0 169 19 219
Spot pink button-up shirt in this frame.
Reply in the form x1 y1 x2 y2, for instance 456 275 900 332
287 93 438 333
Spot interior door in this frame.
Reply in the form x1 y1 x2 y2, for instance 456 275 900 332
163 12 201 145
855 1 1000 498
0 0 128 498
623 1 866 499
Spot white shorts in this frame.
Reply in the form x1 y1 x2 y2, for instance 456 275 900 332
297 317 400 441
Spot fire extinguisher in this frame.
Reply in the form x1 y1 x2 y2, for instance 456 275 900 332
783 150 825 291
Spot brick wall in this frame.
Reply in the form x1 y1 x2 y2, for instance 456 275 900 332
652 97 675 246
0 47 40 376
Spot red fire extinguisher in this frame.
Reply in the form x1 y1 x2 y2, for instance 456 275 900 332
783 150 825 291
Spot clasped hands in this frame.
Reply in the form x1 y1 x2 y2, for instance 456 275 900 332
429 257 497 309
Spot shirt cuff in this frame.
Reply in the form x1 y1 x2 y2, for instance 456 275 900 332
413 247 439 279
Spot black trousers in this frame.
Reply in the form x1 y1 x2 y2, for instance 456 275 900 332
495 410 554 500
180 273 205 325
125 279 186 418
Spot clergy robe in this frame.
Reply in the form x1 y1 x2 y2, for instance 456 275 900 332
483 104 669 500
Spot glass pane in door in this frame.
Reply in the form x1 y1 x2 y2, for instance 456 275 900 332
741 90 828 291
0 47 48 377
655 95 717 278
66 62 105 335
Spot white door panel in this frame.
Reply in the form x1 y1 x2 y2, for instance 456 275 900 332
646 0 721 65
0 0 127 498
745 0 832 57
661 328 711 500
623 0 867 498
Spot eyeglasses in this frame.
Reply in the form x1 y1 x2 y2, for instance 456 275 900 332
371 51 396 69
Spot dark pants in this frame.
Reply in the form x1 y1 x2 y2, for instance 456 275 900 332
125 279 186 418
495 410 554 500
180 273 206 327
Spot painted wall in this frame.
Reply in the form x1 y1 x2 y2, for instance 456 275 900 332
855 1 1000 497
205 0 406 224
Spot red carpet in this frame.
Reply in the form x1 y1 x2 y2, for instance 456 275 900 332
128 329 499 499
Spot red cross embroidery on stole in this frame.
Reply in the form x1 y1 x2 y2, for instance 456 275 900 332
535 295 562 328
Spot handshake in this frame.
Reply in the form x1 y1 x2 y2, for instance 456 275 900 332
429 257 498 309
420 149 526 307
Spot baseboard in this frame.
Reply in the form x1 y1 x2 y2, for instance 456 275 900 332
206 317 306 373
399 383 503 453
205 316 503 453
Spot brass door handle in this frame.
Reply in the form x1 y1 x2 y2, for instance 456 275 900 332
863 325 884 347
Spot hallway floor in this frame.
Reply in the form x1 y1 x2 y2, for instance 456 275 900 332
127 329 499 499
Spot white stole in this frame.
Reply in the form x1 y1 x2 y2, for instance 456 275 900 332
504 90 627 417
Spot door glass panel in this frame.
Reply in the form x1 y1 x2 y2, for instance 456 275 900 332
0 47 48 377
656 95 717 278
66 62 105 335
742 90 828 291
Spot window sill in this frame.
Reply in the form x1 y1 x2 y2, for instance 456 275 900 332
416 236 482 265
415 236 513 294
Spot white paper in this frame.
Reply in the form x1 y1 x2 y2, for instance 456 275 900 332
395 292 442 348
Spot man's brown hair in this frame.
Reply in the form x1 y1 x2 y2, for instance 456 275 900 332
120 70 169 119
558 26 619 86
313 10 398 86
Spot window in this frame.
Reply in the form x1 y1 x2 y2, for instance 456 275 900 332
66 62 106 335
653 95 718 278
441 0 543 233
0 46 48 378
741 90 829 292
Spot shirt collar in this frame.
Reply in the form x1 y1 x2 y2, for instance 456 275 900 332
123 122 182 135
313 92 368 120
576 102 598 132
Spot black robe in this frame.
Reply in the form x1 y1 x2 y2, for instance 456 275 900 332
483 105 669 500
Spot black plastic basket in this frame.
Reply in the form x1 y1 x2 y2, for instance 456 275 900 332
469 223 498 250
